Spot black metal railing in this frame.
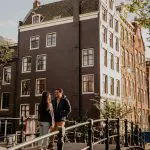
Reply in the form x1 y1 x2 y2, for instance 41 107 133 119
8 118 145 150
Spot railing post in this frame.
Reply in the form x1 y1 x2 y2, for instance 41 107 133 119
124 119 128 147
57 126 65 150
20 117 24 143
87 119 93 150
116 118 120 150
74 121 77 143
131 122 134 146
139 128 142 147
105 118 109 150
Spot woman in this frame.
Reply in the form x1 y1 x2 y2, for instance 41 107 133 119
38 91 54 149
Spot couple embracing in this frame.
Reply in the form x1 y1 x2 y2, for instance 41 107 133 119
38 88 71 150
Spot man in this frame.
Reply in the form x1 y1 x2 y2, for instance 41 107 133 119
52 88 71 128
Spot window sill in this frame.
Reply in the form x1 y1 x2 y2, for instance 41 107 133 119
82 92 94 95
2 82 11 85
0 109 9 111
82 65 94 68
22 71 31 74
30 47 39 50
20 95 30 97
35 94 42 97
36 70 46 72
46 45 56 48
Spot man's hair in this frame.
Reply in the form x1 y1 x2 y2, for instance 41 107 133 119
55 88 63 94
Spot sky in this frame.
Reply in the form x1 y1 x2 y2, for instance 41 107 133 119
0 0 149 58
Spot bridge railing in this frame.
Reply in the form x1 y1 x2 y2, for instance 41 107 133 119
8 118 145 150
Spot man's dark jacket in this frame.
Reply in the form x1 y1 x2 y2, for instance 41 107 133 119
52 95 71 122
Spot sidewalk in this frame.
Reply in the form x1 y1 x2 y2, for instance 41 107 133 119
145 144 150 150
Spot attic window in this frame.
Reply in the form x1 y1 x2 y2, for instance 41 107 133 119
32 14 41 24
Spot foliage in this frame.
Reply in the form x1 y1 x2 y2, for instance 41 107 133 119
91 98 132 119
0 40 15 65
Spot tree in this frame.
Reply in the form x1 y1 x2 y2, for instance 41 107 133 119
0 40 15 65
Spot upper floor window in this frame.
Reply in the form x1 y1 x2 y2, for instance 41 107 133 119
35 78 46 96
121 26 124 41
30 35 39 50
109 32 113 48
102 7 107 22
110 53 114 70
110 77 114 95
82 74 94 93
3 66 11 85
46 33 56 47
109 14 113 28
104 49 107 67
82 48 94 67
102 26 107 43
116 57 119 72
103 74 108 94
20 104 29 118
21 80 30 97
22 56 31 73
35 103 39 118
36 54 46 71
115 20 119 32
1 93 10 110
109 0 113 10
116 80 120 97
115 37 119 51
32 15 41 24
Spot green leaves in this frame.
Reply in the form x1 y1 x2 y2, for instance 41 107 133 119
0 40 15 65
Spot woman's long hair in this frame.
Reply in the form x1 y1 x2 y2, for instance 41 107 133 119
39 91 50 112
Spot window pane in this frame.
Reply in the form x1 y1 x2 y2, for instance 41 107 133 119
3 67 11 84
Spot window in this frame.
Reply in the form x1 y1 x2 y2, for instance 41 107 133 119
102 26 107 43
102 7 107 22
122 50 125 66
36 54 46 71
115 20 119 32
104 49 107 67
35 103 39 118
109 0 113 9
46 33 56 47
21 80 30 96
32 15 41 24
109 32 113 48
82 48 94 67
109 14 113 28
1 93 10 110
115 37 119 51
36 78 46 96
125 50 129 67
110 53 114 70
110 77 114 95
116 57 119 72
30 35 39 50
121 26 124 41
82 74 94 93
20 104 29 118
116 80 120 97
3 66 11 85
22 57 31 73
103 74 108 94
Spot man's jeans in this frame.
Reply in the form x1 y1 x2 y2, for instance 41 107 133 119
39 122 50 147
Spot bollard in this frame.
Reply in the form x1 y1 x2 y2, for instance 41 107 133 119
57 126 65 150
124 119 128 147
105 118 109 150
131 122 134 146
87 119 93 150
116 118 121 150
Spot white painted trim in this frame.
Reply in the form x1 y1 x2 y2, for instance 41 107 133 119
46 32 57 48
20 104 30 117
32 14 41 24
30 35 40 50
2 66 11 85
0 92 10 111
21 79 31 97
22 56 32 73
35 78 46 96
19 12 99 32
36 54 47 72
35 103 40 117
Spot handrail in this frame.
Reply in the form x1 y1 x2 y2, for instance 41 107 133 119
0 117 21 120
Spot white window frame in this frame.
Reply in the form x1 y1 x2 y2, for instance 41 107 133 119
20 104 30 118
35 78 46 96
21 79 31 97
46 32 56 47
32 14 41 24
35 103 40 118
2 66 11 85
82 74 94 94
30 35 40 50
1 92 10 111
82 48 94 67
22 56 32 73
36 54 47 72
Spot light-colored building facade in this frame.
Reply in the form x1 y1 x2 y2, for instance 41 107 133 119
100 0 121 104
